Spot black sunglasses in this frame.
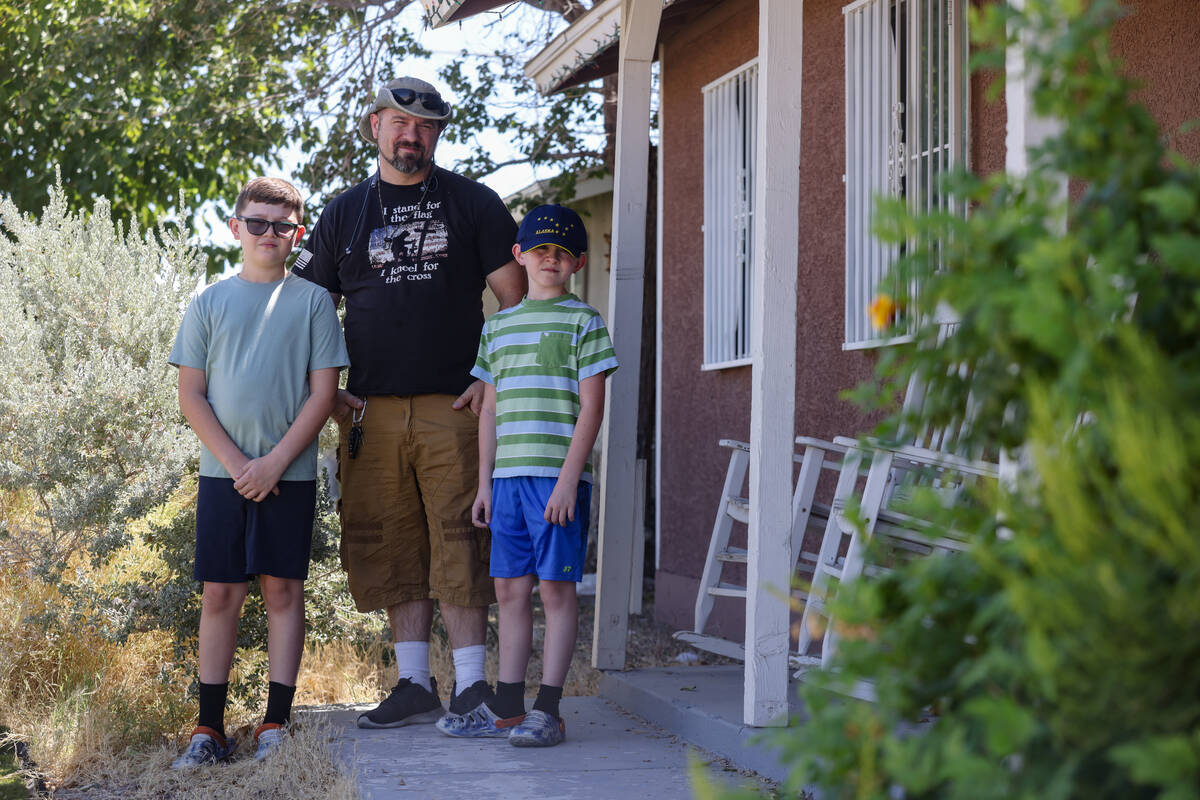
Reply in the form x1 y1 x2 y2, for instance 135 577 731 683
235 216 299 237
389 87 449 116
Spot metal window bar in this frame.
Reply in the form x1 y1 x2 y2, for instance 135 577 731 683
844 0 965 349
702 60 759 368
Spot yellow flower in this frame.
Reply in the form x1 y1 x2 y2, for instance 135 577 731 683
868 294 896 331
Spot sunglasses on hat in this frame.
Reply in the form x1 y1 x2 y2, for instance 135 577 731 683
389 88 450 116
235 216 300 237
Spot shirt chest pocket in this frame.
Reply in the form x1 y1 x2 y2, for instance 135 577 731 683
536 332 572 368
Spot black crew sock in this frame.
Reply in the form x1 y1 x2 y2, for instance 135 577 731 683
263 681 297 727
488 680 526 719
198 682 229 740
532 684 563 720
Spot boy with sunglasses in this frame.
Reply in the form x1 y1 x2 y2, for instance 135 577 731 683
168 177 348 767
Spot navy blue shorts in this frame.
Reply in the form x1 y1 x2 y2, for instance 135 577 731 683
195 477 316 582
489 476 590 582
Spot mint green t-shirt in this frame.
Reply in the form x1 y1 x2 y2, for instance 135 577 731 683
169 273 349 481
471 294 618 482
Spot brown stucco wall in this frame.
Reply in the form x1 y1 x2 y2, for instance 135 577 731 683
656 0 761 637
654 0 1012 637
1112 0 1200 162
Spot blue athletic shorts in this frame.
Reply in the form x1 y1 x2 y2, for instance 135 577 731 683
195 477 316 582
489 476 590 582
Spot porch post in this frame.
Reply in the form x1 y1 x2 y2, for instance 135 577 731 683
1004 0 1064 178
593 0 663 670
744 0 803 727
1001 0 1064 488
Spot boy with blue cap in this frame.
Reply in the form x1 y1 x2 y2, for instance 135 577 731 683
438 204 618 746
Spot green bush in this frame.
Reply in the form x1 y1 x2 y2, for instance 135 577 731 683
0 182 358 707
764 1 1200 798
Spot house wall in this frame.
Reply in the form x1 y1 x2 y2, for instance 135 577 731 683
654 0 1010 637
653 0 1199 639
1112 0 1200 163
569 192 614 321
656 0 760 638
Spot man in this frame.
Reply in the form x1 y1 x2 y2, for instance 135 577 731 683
293 76 525 729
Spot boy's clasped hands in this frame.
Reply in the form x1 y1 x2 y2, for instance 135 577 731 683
231 452 285 501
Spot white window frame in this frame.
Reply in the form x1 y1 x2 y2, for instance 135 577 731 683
843 0 968 349
701 59 758 370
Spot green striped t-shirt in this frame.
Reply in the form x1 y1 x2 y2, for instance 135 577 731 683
471 294 618 482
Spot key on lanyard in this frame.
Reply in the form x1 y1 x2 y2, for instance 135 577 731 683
348 401 366 459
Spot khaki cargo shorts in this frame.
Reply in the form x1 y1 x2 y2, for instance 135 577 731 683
337 394 494 612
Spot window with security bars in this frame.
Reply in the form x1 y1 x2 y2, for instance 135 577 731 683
843 0 968 349
702 59 758 369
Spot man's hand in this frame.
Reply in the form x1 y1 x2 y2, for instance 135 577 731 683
544 478 578 527
452 380 485 415
471 485 492 528
234 453 285 502
332 388 365 425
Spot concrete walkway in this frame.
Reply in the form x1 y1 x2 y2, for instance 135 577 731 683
314 697 775 800
601 665 804 784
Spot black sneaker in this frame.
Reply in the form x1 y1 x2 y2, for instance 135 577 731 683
447 679 495 716
357 677 444 729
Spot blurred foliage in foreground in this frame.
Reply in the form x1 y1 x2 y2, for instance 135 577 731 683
706 0 1200 797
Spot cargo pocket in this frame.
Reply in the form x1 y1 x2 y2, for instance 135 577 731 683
536 332 572 368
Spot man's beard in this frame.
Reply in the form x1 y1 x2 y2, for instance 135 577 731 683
384 140 432 174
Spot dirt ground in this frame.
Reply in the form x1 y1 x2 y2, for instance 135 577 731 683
546 581 734 696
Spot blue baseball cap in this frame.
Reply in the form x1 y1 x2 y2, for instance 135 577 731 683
516 204 588 258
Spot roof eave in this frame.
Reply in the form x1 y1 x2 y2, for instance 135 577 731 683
524 0 621 95
421 0 512 28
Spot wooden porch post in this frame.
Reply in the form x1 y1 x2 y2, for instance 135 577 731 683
744 0 803 727
1004 0 1064 178
593 0 663 671
1001 0 1064 488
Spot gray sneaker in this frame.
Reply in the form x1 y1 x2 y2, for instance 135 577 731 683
170 728 235 769
253 723 285 762
435 702 524 738
357 677 444 729
509 709 566 747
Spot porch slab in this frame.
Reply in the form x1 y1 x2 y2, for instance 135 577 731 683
600 665 805 784
315 696 773 799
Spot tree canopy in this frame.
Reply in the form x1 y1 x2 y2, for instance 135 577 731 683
0 0 609 260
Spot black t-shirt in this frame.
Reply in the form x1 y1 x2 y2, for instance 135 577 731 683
292 168 517 397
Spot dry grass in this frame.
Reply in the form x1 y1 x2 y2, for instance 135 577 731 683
48 712 358 800
2 524 707 800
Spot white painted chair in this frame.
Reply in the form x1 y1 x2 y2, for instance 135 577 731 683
793 436 999 678
676 325 978 668
673 434 851 662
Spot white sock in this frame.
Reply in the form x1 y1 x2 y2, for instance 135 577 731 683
393 641 431 691
452 644 487 691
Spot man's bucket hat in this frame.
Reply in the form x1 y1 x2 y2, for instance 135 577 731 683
358 77 452 144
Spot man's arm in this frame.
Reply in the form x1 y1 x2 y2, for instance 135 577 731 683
233 367 340 502
471 382 499 528
486 260 526 309
544 373 605 526
453 267 521 413
178 366 251 480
